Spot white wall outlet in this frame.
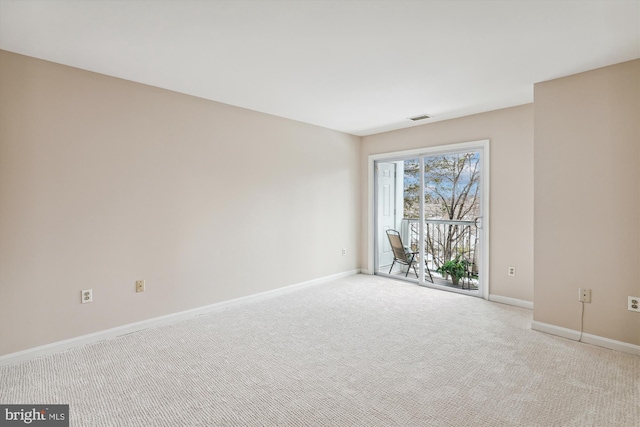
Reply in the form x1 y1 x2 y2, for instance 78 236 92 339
81 289 93 304
629 296 640 312
342 248 346 256
579 288 591 303
136 280 145 293
507 266 516 276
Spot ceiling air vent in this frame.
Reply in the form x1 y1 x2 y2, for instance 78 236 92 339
408 114 431 121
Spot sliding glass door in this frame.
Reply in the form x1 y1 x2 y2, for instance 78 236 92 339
373 142 488 297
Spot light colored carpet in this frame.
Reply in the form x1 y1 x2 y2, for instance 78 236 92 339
1 274 638 426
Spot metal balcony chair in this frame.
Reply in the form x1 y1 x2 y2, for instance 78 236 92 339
386 229 434 282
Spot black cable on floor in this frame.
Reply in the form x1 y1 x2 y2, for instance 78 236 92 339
578 301 585 342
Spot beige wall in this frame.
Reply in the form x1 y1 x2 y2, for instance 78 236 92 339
534 59 640 345
3 47 635 357
0 51 361 356
361 105 534 303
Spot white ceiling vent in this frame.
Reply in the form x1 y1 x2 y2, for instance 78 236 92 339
408 114 431 121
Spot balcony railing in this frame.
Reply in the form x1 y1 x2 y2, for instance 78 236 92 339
401 218 479 287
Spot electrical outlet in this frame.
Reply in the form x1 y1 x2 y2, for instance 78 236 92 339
81 289 93 304
342 248 346 256
579 288 591 303
629 296 640 312
136 280 145 293
507 266 516 276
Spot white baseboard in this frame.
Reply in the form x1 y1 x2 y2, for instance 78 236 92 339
0 270 360 367
531 321 640 356
489 294 533 310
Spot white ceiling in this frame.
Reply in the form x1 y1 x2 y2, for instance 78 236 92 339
1 1 639 136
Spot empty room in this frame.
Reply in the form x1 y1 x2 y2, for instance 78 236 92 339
0 1 639 426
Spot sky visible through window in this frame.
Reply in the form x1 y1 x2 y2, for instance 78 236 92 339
403 152 480 221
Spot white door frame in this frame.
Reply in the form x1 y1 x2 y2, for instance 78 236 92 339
368 139 490 300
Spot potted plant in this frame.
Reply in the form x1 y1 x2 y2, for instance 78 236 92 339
437 257 467 286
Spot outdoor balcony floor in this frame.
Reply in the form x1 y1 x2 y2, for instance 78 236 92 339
378 266 479 293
